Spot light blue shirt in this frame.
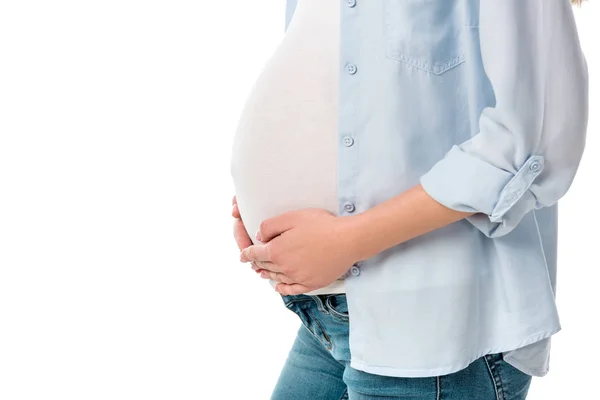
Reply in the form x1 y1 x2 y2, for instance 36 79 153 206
283 0 588 378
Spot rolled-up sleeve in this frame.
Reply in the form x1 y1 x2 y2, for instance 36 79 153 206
420 0 589 238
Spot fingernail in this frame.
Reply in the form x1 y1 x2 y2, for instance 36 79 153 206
255 229 261 241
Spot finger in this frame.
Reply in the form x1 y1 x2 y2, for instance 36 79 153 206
232 203 241 219
241 246 285 273
274 283 310 296
233 218 253 251
251 260 275 271
232 195 242 219
259 269 295 284
251 262 266 274
257 211 298 243
259 270 273 279
253 266 266 273
240 243 270 263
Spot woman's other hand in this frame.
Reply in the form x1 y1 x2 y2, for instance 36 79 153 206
232 195 263 274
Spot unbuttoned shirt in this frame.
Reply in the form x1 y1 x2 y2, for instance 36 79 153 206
283 0 588 378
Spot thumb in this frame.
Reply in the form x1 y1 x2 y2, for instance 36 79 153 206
256 211 297 242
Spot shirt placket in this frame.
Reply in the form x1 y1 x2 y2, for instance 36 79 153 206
338 0 361 279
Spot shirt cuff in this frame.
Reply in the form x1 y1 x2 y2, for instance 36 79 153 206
419 145 545 237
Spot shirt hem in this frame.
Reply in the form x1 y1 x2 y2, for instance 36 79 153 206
349 325 561 378
501 353 550 378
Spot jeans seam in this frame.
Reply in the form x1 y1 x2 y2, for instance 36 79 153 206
301 305 332 350
286 299 333 350
311 314 333 350
436 376 441 400
492 355 507 400
483 355 502 400
495 358 507 400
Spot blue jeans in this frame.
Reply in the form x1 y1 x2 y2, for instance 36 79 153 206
271 293 532 400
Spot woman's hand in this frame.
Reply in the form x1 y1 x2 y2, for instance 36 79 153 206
239 208 359 295
231 195 264 275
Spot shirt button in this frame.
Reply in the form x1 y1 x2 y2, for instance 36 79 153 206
342 136 354 147
346 63 357 75
347 0 357 7
350 265 361 276
529 161 541 171
344 202 355 213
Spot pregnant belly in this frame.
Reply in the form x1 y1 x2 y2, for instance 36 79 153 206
231 111 347 294
230 54 339 245
229 28 347 293
230 115 338 248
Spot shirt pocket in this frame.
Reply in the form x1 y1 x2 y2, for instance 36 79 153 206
383 0 466 75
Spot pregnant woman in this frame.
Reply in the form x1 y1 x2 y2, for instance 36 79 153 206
230 0 589 399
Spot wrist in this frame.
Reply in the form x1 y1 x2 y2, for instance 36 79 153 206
336 213 379 263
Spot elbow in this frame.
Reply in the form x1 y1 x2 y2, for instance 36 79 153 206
419 131 587 239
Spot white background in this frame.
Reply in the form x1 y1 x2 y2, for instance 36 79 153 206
0 1 597 399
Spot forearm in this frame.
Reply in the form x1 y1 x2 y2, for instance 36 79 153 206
344 184 475 262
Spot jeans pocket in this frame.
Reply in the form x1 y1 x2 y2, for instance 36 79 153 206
285 300 333 350
324 294 350 322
